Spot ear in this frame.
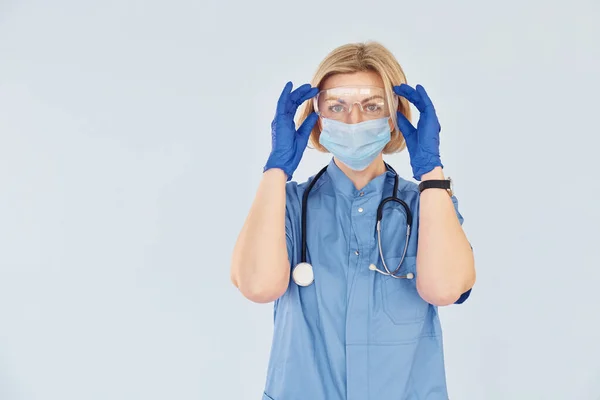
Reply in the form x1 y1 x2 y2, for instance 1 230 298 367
389 95 400 133
388 117 395 133
317 116 323 131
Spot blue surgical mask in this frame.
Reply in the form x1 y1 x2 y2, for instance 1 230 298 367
319 117 392 171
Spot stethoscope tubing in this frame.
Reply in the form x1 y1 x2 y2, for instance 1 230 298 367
295 163 414 285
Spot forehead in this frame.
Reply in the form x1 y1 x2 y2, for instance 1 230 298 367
320 70 385 90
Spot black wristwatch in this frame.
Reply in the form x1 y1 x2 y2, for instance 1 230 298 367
418 177 453 197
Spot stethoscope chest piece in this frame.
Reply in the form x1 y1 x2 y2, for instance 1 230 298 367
292 262 314 287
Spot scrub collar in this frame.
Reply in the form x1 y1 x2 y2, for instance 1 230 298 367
325 157 395 198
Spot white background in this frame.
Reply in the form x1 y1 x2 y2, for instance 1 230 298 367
1 0 599 399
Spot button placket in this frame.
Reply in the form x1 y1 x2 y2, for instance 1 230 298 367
353 191 369 216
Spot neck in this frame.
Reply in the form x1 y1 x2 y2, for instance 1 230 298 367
334 155 387 190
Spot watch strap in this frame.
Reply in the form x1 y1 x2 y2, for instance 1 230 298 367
418 179 451 193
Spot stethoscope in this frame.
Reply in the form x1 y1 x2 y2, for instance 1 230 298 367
291 163 415 287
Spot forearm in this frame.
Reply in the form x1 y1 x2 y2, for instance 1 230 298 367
415 167 476 306
230 168 290 303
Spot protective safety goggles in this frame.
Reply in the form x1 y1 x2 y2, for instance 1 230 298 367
313 86 397 121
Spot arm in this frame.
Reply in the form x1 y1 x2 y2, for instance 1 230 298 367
230 82 319 304
415 166 475 306
230 169 290 304
393 83 475 306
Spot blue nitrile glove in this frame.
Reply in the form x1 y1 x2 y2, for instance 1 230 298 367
393 84 444 181
263 82 319 181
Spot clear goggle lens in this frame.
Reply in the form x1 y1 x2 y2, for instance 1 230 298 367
313 86 397 121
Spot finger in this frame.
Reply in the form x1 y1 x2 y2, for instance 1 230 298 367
394 84 426 113
289 83 314 105
396 111 418 148
286 85 317 116
297 112 318 139
395 110 415 135
296 86 319 105
276 81 294 115
415 84 435 110
393 84 416 98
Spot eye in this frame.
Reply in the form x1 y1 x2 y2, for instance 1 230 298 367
328 104 346 113
364 103 383 113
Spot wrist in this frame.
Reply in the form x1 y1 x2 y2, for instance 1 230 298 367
263 167 289 182
418 166 453 197
420 166 444 181
264 155 293 181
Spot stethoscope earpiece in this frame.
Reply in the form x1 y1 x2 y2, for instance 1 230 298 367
368 264 414 280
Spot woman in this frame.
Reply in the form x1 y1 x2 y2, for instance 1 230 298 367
230 41 476 400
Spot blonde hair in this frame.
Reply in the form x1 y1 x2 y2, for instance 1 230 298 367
298 41 411 154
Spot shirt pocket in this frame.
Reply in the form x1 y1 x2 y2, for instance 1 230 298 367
380 256 429 325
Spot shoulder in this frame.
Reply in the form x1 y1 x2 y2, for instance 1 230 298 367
394 176 461 205
394 176 420 207
396 176 420 196
392 176 461 223
284 173 328 217
395 175 465 224
285 172 331 202
284 180 304 207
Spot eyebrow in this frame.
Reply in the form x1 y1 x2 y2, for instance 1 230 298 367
323 95 385 103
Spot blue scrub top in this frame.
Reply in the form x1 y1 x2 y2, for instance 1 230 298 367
262 158 471 400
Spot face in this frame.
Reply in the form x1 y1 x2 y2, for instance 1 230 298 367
317 70 396 131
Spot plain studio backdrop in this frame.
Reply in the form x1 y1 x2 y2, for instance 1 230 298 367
0 0 599 399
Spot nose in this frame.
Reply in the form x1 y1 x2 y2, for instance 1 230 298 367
347 102 364 124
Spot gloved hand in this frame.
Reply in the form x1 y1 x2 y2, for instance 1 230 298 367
264 82 319 181
393 84 444 181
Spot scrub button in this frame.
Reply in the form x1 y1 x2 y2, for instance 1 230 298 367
355 250 359 255
358 207 364 213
